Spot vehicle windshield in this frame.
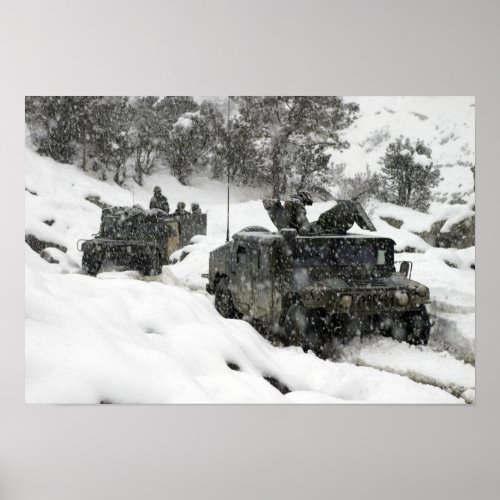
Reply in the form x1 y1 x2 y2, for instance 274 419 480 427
100 216 155 240
293 239 391 268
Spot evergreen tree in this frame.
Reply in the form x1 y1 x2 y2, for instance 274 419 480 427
233 97 359 197
225 118 261 184
379 137 441 211
195 100 227 179
164 110 203 185
25 96 80 163
88 97 132 184
129 96 162 186
288 145 331 193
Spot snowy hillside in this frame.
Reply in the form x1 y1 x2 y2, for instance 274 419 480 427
333 96 475 202
25 145 475 404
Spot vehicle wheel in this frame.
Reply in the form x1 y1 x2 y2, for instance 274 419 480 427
151 251 162 275
82 251 102 276
344 317 363 341
390 317 408 343
283 304 319 350
214 277 240 319
406 308 431 345
141 251 162 276
317 337 343 361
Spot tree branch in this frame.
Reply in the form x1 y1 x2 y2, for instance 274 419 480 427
286 139 336 149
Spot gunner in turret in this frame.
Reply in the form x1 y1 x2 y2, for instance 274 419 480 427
284 190 314 235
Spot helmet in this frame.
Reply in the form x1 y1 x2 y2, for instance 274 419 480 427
154 186 161 194
191 202 200 210
177 201 186 209
297 190 313 206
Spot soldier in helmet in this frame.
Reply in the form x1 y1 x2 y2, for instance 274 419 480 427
150 186 170 213
174 201 189 216
284 190 314 235
191 202 202 215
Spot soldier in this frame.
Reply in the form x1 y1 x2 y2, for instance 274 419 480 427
284 190 314 235
149 186 169 213
174 201 189 216
191 202 202 215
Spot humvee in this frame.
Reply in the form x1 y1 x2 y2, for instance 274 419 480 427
78 205 207 276
206 200 431 357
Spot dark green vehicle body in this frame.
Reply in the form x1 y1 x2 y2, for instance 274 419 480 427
207 222 431 355
79 206 207 276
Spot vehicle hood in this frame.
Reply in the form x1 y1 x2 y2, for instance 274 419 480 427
292 269 413 290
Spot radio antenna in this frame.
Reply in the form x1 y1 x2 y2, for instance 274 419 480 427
226 96 231 243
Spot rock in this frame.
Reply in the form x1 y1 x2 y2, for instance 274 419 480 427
395 246 417 254
417 215 475 249
40 249 59 264
438 215 475 249
25 234 67 254
85 195 111 210
380 216 403 229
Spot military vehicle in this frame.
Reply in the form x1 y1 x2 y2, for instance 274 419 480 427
206 199 431 358
78 205 207 276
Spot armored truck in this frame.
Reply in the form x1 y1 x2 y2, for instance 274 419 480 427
206 200 430 358
79 205 207 276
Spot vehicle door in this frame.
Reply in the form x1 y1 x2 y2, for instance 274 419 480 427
166 221 180 258
251 243 275 321
231 242 254 314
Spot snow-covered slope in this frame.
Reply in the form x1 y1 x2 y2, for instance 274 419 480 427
334 96 475 202
27 266 461 404
25 146 475 404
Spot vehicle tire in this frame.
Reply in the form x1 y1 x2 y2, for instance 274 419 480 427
214 277 240 319
283 303 319 350
344 317 363 340
318 337 343 361
406 307 431 346
82 251 102 276
141 251 162 276
390 316 408 343
151 251 162 275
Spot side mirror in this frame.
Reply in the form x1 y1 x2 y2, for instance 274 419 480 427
399 261 412 279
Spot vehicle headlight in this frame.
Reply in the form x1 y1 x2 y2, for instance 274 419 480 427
339 294 353 310
394 290 409 306
311 288 324 300
96 245 101 251
416 285 428 297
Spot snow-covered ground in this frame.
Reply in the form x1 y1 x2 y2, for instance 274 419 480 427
26 261 460 404
24 155 475 404
25 99 475 404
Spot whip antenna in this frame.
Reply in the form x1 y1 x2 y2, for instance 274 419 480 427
226 96 231 243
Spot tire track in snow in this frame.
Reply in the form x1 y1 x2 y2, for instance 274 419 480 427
428 294 475 365
431 312 475 365
341 337 475 403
